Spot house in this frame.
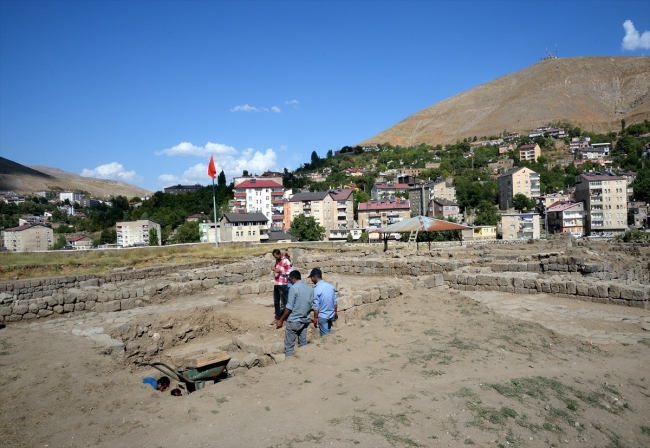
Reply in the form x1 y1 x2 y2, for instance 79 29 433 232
461 226 497 241
267 230 299 244
186 213 209 222
627 202 647 229
59 191 82 202
199 222 219 243
358 199 410 238
219 212 269 243
574 172 628 236
429 199 460 220
116 220 162 247
503 133 520 142
163 184 204 195
3 224 54 252
499 213 541 240
569 137 590 153
488 159 514 172
519 143 541 162
68 234 93 250
534 193 570 210
497 167 541 210
396 175 425 187
18 215 47 226
371 182 410 201
546 201 584 237
547 128 566 138
233 178 286 229
574 146 610 162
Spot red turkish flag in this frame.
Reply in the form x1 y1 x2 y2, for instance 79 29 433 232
207 155 217 179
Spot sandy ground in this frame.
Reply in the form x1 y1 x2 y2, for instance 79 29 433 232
1 274 650 448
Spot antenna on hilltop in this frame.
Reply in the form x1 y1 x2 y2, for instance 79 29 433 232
541 46 558 61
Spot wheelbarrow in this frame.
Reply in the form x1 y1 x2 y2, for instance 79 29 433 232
139 351 230 392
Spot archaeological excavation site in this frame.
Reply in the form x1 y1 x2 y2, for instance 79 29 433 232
1 237 649 448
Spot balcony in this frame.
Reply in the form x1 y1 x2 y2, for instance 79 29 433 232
591 221 603 227
591 197 602 203
368 218 381 225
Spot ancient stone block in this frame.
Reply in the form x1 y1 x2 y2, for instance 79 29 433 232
566 282 576 295
63 303 75 313
576 284 589 296
22 312 37 320
74 302 85 311
38 309 53 317
53 305 64 314
12 304 28 315
370 289 380 303
597 285 608 298
338 296 355 311
0 305 12 316
103 301 121 312
608 284 621 299
587 286 599 297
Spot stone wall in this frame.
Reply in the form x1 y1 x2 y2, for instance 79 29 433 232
0 258 274 325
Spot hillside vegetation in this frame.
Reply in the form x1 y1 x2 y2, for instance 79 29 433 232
359 57 650 146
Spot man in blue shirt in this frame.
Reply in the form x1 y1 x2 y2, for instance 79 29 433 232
309 268 338 337
276 270 314 357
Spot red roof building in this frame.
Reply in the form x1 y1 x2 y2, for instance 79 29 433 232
233 178 286 229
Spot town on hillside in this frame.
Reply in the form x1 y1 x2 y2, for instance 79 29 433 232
2 120 650 252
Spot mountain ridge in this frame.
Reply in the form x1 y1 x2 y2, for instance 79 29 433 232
358 56 650 146
0 157 152 198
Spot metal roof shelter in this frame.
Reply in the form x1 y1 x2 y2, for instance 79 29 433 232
371 215 470 251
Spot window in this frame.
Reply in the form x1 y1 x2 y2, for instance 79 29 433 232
248 231 251 236
510 225 515 230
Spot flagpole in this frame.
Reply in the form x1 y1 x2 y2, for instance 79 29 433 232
212 172 219 248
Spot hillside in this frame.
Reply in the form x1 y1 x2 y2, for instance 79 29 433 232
359 56 650 146
0 157 152 199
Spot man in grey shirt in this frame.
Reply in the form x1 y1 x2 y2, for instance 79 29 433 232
276 270 314 357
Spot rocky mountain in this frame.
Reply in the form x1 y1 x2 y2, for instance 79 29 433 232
0 157 152 199
358 56 650 146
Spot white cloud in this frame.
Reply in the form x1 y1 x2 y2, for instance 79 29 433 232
285 99 299 106
80 162 143 183
157 145 281 186
231 104 282 113
622 20 650 50
231 104 262 112
155 141 238 157
279 145 288 151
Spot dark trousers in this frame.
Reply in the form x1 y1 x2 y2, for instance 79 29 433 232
273 285 288 320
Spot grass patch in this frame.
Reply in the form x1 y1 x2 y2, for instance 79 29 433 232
363 309 380 320
448 337 479 350
421 370 444 378
351 409 423 447
0 244 270 280
641 426 650 435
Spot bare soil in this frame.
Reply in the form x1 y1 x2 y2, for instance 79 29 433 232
1 273 649 448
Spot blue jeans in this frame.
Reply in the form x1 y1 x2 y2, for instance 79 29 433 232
284 321 309 356
318 317 333 337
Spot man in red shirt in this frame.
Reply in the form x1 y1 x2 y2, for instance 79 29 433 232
271 249 292 325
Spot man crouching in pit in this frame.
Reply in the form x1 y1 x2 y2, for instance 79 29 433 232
276 270 314 357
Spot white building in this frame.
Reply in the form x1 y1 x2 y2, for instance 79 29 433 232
499 212 541 240
59 191 82 202
233 179 286 229
116 220 161 247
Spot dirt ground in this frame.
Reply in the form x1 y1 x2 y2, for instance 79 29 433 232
1 273 650 448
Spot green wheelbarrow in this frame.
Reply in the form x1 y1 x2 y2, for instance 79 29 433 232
139 351 230 392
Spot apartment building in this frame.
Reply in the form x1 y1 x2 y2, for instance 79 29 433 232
358 199 410 236
497 167 541 210
219 212 269 243
546 201 584 237
371 182 410 201
500 212 541 240
233 179 285 229
519 143 541 162
163 184 203 195
534 193 570 210
574 172 628 236
287 189 354 239
59 191 82 202
429 199 460 220
18 215 48 226
3 224 53 252
409 177 456 216
116 220 161 247
199 222 219 243
68 234 93 250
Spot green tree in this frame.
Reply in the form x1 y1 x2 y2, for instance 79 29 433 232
51 235 68 250
149 228 159 246
218 170 226 188
512 193 536 212
358 230 369 243
172 221 200 243
289 214 325 241
473 201 500 226
346 233 353 243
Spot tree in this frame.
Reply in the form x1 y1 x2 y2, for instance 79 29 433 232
172 221 200 243
288 214 325 241
218 170 226 188
51 235 68 250
512 193 536 212
149 228 159 246
346 233 353 243
326 149 333 159
310 151 321 169
242 170 249 177
473 201 500 226
358 230 369 243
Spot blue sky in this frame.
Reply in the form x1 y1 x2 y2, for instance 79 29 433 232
1 0 649 192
